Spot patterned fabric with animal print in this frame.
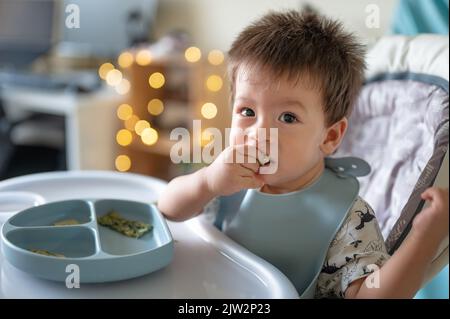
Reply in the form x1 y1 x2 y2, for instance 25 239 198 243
315 196 390 298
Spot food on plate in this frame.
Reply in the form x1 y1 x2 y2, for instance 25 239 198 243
29 249 65 258
97 211 152 238
53 219 80 226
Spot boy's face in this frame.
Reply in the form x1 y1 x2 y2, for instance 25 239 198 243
229 65 330 190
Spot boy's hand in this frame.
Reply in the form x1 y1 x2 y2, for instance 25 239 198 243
203 144 265 196
410 187 449 248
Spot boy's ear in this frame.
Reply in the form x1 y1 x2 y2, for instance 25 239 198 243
319 117 348 156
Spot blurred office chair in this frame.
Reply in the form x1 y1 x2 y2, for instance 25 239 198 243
0 0 65 179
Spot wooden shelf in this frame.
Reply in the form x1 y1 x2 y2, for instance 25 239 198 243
116 54 231 179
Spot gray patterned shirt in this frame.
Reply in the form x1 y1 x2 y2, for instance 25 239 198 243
315 196 390 298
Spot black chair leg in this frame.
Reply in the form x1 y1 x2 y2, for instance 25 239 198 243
0 98 14 178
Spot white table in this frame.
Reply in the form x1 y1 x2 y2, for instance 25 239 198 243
0 171 298 298
1 86 121 171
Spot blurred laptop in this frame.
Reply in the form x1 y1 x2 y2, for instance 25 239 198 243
0 0 158 91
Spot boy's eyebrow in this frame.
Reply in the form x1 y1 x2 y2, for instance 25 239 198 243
235 97 307 113
235 97 256 104
279 100 307 113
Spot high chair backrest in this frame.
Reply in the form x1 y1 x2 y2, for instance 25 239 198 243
334 35 449 259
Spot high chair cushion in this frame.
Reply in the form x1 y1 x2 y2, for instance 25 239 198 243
334 35 449 254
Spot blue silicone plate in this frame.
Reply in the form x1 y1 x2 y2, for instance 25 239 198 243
1 199 173 283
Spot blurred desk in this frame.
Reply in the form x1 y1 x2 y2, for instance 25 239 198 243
0 86 121 170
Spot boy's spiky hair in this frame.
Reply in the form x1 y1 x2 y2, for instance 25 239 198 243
228 10 366 126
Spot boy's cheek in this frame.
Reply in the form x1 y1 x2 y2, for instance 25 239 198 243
277 150 312 173
228 127 244 145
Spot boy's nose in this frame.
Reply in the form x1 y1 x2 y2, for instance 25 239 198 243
246 129 271 153
247 129 269 143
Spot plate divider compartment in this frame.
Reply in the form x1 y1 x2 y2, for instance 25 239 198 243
1 198 174 282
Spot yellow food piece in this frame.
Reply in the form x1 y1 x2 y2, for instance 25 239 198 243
53 219 80 226
30 249 65 258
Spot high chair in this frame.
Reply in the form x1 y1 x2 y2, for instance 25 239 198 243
335 34 449 286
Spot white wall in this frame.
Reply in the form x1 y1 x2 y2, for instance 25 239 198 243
153 0 398 52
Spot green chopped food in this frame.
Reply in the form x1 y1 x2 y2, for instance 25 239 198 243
30 249 65 258
53 219 80 226
97 211 152 238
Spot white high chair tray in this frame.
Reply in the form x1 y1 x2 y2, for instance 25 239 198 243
0 171 298 298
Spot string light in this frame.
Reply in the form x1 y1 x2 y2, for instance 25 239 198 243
115 78 131 95
185 46 201 63
116 129 133 146
141 127 158 145
124 115 139 131
201 129 214 147
147 98 164 116
148 72 165 89
118 51 134 68
98 63 114 80
201 102 218 119
115 155 131 172
136 49 152 66
207 50 224 65
117 104 133 120
106 69 123 86
206 75 223 92
134 120 151 136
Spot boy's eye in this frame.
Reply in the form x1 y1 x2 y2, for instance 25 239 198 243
240 107 255 117
279 112 298 124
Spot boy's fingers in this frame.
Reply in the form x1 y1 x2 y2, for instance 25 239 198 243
234 144 259 161
240 162 260 174
421 188 449 212
222 145 257 165
421 187 437 200
234 144 269 166
223 144 268 174
231 145 261 173
241 176 264 189
237 162 260 175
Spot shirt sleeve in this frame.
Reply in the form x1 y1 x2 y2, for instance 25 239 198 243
315 196 391 299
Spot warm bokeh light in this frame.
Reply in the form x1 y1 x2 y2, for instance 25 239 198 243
147 98 164 116
98 63 114 80
106 69 123 86
184 46 201 63
115 155 131 172
115 78 131 95
148 72 165 89
134 120 151 136
124 115 139 131
201 129 215 147
118 51 134 68
117 104 133 120
206 75 223 92
201 102 218 119
141 127 158 145
136 49 152 66
208 50 224 65
116 129 133 146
